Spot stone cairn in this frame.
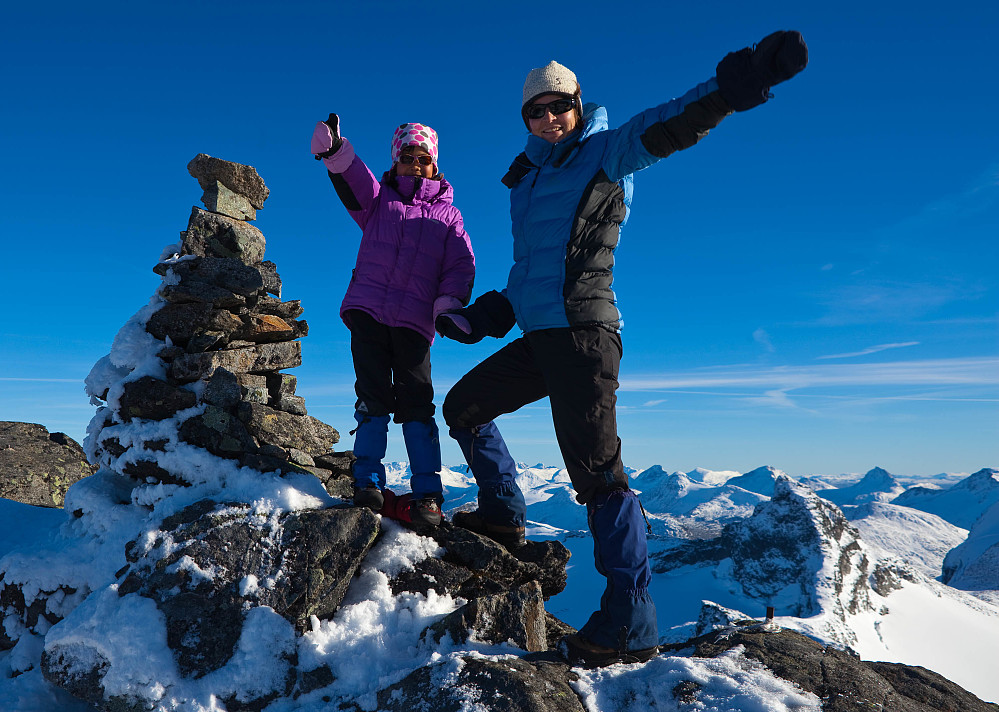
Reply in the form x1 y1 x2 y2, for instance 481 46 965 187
87 153 352 496
15 155 574 710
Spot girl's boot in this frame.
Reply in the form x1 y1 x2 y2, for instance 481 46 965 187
351 411 389 511
402 418 444 527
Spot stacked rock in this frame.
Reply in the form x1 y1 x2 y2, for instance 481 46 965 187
87 154 352 495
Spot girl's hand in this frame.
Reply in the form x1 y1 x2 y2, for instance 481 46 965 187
312 113 343 158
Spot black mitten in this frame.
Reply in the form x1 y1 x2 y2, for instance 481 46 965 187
716 30 808 112
475 290 517 338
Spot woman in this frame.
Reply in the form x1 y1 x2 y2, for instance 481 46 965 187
436 31 808 666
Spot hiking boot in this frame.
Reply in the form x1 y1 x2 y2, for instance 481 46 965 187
452 510 526 549
557 634 658 668
352 485 384 512
409 497 442 528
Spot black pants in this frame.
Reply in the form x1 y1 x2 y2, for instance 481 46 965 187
348 310 434 423
443 326 628 503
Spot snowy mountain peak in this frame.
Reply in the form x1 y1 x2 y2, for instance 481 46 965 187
942 497 999 597
635 464 672 480
731 477 875 629
684 467 742 486
656 476 875 643
961 468 999 492
748 465 785 478
633 466 689 510
862 466 894 484
817 466 905 506
892 467 999 529
726 465 787 496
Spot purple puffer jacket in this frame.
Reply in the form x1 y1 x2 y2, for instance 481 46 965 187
327 140 475 343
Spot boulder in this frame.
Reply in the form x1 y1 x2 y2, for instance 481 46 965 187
108 502 379 677
425 581 548 652
117 377 197 421
182 207 266 265
178 405 258 460
0 422 95 507
687 627 999 712
376 656 585 712
427 525 570 599
236 402 339 456
158 279 247 310
163 255 267 298
168 341 302 382
200 179 257 221
187 153 269 210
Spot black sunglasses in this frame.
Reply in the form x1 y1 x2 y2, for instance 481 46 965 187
525 97 576 120
398 153 434 166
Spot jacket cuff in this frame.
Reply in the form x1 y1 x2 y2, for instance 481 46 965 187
322 138 356 174
433 295 464 321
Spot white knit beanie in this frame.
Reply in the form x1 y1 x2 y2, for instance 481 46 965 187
522 60 579 107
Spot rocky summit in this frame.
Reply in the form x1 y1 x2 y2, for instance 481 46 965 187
0 157 994 712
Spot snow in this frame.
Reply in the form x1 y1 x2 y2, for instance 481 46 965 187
892 468 999 529
4 458 999 709
3 375 999 712
845 580 999 699
942 499 999 602
571 648 821 711
843 501 967 578
817 466 906 506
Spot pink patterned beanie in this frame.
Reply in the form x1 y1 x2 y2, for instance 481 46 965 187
390 123 439 167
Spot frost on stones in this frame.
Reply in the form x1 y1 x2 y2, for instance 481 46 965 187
83 154 353 499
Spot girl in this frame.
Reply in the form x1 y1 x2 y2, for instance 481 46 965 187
311 115 474 528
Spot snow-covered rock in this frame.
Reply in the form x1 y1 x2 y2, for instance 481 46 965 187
654 476 879 642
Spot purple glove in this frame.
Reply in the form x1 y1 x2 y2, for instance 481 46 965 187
311 121 334 155
433 295 472 336
311 113 354 173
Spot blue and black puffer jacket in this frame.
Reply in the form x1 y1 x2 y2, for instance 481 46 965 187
503 77 732 333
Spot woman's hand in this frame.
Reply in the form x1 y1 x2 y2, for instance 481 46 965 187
716 31 808 112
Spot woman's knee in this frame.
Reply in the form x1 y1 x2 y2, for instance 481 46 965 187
442 386 481 429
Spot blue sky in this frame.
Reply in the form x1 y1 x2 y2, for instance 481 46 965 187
1 1 996 478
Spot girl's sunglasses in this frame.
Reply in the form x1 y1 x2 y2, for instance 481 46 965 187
399 153 434 166
524 97 576 120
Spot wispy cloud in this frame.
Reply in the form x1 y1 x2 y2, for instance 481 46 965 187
753 328 775 353
621 357 999 393
741 388 813 411
642 399 667 407
813 281 983 326
0 377 80 383
817 342 920 360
